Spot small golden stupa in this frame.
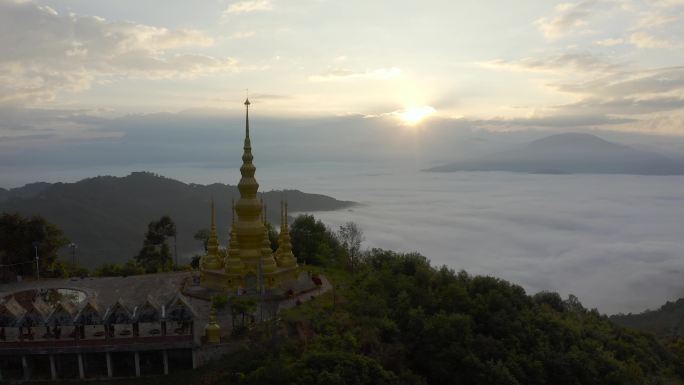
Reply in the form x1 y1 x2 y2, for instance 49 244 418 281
204 307 221 343
200 99 299 292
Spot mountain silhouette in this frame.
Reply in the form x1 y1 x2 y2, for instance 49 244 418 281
0 172 354 268
428 132 684 175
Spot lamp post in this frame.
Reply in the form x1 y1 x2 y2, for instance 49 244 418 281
32 241 40 280
69 243 77 267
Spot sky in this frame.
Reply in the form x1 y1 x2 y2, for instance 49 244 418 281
1 0 683 154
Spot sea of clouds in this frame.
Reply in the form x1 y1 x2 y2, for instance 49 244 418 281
274 166 684 315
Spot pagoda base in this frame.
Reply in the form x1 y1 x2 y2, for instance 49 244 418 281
200 266 299 293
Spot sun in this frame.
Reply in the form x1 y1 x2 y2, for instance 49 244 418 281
398 106 436 126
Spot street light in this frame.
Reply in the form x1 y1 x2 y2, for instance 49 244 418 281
69 243 77 266
32 241 40 280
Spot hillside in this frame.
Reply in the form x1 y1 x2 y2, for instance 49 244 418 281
0 172 354 268
428 132 684 175
60 249 683 385
611 299 684 340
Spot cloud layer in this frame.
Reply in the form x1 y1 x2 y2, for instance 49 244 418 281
308 67 401 82
300 168 684 315
0 1 241 104
223 0 273 15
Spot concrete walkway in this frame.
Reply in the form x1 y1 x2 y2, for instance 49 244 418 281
278 274 332 311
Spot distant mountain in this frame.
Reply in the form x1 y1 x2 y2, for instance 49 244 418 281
428 132 684 175
0 172 354 268
0 182 51 202
611 299 684 340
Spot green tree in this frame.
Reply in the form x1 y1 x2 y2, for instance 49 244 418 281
0 213 69 276
212 294 229 312
194 228 210 252
135 216 176 273
229 296 257 332
190 255 202 269
94 259 144 277
337 221 364 274
290 214 342 266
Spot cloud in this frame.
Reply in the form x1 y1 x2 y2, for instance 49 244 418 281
635 10 681 29
536 0 599 39
250 93 292 100
556 66 684 97
223 0 272 15
482 52 617 74
0 1 244 105
229 31 256 39
594 38 624 46
629 31 675 48
469 114 634 130
307 169 684 315
364 106 437 126
486 56 684 127
308 67 401 82
649 0 684 6
557 96 684 115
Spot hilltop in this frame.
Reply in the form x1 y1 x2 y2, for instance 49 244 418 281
62 249 684 385
428 132 684 175
0 172 354 268
611 299 684 340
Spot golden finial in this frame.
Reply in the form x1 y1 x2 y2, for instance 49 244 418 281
244 96 251 139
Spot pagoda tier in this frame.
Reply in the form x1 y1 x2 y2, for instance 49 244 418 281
200 99 298 292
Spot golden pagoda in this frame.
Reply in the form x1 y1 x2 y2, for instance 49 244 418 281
201 199 222 270
275 201 297 268
200 99 299 292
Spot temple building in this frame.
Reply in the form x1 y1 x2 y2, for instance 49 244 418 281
200 99 299 292
0 291 197 381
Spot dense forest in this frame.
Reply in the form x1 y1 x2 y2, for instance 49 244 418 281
199 249 681 385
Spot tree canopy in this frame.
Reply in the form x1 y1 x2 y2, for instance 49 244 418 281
0 212 69 276
135 215 176 273
338 221 364 273
290 214 343 267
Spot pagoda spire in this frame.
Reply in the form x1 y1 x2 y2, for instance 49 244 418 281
275 199 297 268
208 198 218 253
203 198 222 269
224 198 244 274
234 99 277 276
244 98 250 144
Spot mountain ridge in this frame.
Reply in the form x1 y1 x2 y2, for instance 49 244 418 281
0 171 355 268
428 132 684 175
611 298 684 340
